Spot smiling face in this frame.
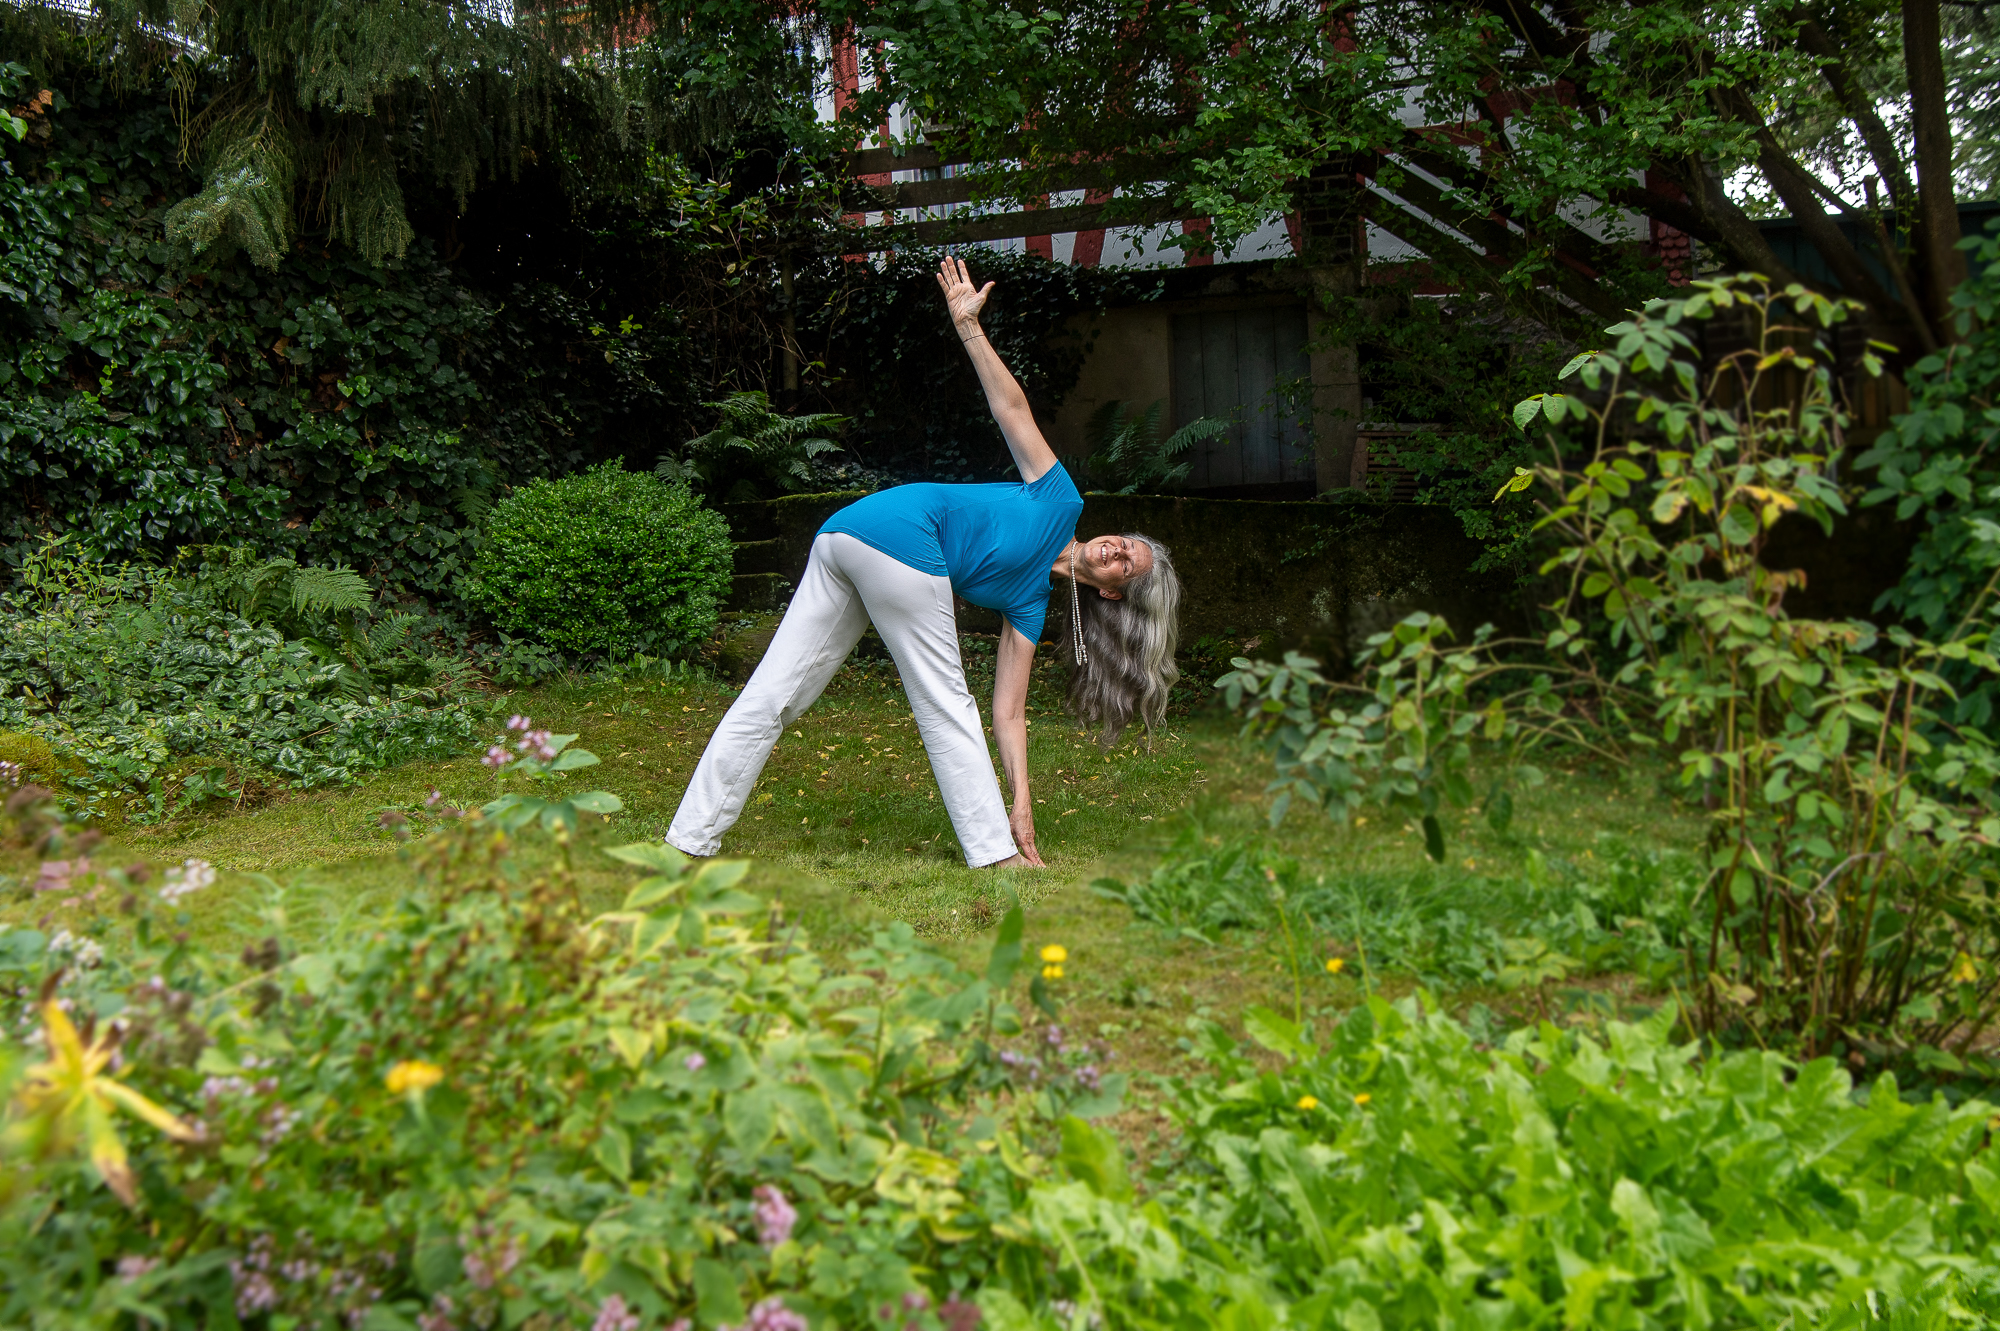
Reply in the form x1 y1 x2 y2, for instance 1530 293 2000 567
1074 534 1154 598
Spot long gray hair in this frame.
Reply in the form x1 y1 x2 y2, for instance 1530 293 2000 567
1053 533 1181 746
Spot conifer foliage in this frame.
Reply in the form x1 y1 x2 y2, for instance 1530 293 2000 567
3 0 820 271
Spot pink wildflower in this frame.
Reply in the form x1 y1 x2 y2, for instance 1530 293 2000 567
753 1184 797 1248
591 1294 641 1331
726 1298 808 1331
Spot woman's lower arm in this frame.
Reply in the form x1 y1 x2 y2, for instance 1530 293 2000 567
993 627 1037 807
995 714 1030 806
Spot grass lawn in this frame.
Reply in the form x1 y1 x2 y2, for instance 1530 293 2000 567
2 643 1708 1090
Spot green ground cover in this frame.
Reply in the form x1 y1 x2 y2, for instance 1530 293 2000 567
3 642 1709 1088
6 664 1995 1327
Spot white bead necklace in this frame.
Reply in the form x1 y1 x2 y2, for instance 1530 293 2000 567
1069 543 1089 667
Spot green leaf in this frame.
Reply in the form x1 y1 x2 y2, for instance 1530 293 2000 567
724 1084 776 1156
693 1258 745 1328
606 842 689 874
1512 396 1545 430
1057 1115 1133 1203
1066 1071 1129 1120
1493 466 1535 501
593 1123 632 1181
1422 814 1446 863
624 875 683 911
568 791 623 814
1028 973 1059 1019
413 1227 460 1295
692 860 751 894
1485 789 1514 835
1242 1005 1311 1061
986 902 1026 988
549 749 600 772
634 910 684 956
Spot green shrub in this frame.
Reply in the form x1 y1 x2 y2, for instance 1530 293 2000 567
1093 827 1694 993
468 465 733 658
1224 277 2000 1066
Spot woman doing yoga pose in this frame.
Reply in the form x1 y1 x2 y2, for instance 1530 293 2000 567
667 257 1181 868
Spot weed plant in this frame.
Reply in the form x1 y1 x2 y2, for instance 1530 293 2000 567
0 542 477 819
1095 826 1696 995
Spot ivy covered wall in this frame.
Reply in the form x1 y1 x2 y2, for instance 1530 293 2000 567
0 67 707 608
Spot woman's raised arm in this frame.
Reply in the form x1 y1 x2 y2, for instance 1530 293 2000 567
936 256 1059 484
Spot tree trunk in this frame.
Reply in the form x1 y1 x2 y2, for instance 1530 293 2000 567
1904 0 1967 336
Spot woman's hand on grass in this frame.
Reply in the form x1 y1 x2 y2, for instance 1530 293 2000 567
1009 803 1045 867
936 255 994 332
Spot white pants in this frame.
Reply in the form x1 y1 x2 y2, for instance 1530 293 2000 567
667 533 1016 867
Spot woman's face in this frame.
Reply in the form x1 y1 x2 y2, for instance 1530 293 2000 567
1076 535 1153 598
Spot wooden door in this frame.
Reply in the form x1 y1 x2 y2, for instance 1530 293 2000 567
1170 305 1312 489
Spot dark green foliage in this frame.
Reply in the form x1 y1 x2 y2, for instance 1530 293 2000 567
1081 399 1227 494
1322 281 1584 567
193 547 447 698
0 66 695 605
0 820 1036 1327
466 464 732 658
0 0 828 272
0 543 476 816
1859 220 2000 730
801 247 1160 482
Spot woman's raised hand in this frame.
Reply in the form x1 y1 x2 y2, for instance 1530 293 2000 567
935 255 995 331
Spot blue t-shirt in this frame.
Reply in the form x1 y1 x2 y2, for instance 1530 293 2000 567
821 464 1083 643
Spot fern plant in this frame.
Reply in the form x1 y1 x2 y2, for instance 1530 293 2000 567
1083 399 1229 495
191 548 433 697
659 391 846 502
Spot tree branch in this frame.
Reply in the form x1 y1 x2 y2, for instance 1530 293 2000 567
1798 19 1915 210
1712 82 1902 316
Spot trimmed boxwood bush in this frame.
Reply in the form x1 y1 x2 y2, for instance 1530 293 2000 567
468 463 733 657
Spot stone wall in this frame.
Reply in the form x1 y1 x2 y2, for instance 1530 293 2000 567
718 491 1530 669
715 489 1923 676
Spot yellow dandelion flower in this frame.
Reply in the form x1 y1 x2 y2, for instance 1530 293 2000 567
1353 1093 1372 1106
1325 957 1345 975
1039 944 1068 964
385 1060 444 1096
1041 964 1064 980
1296 1095 1319 1111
